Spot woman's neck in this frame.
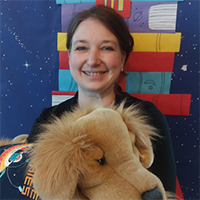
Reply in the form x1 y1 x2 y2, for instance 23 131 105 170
78 88 116 108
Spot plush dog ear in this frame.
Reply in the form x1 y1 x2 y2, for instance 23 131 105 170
115 102 158 168
12 134 28 143
29 117 92 200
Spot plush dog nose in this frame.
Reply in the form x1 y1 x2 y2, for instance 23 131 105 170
141 188 163 200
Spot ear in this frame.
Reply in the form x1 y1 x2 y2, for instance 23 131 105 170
115 103 158 168
134 130 155 168
12 134 28 144
29 120 91 200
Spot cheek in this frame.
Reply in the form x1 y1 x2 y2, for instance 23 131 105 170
69 54 78 69
106 54 124 71
69 56 88 80
107 59 122 78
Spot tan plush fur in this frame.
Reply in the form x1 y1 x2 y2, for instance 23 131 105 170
0 134 28 146
26 102 174 200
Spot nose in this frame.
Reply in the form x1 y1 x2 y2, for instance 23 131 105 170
87 48 101 67
141 188 163 200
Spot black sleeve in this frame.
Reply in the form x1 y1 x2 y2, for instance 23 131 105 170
27 107 53 143
27 93 78 143
146 103 176 193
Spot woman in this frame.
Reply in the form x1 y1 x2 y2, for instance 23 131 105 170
27 5 176 193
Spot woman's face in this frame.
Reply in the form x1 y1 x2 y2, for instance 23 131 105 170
68 18 126 95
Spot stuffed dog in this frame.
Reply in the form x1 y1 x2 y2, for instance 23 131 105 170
0 103 174 200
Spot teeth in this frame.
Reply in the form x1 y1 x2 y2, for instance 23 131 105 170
84 72 104 76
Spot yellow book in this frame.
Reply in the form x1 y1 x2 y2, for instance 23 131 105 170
131 33 181 52
57 32 67 51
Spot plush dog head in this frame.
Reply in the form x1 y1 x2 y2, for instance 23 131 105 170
29 103 171 200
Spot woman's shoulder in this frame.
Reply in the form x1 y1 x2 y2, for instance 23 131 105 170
27 93 78 143
116 86 158 112
38 92 78 121
115 87 166 130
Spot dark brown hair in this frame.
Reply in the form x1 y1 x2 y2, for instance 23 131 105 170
66 5 134 66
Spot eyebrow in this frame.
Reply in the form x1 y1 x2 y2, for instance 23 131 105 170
73 39 118 47
73 40 87 45
102 40 118 47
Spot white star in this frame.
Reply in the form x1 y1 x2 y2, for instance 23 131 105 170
181 65 187 71
23 61 31 70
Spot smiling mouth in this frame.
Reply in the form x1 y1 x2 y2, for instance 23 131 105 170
83 71 107 76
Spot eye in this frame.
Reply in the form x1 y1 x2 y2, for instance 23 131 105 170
96 156 106 166
75 46 87 51
101 46 114 51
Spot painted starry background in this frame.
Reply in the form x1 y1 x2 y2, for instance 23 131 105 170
0 0 199 199
167 1 199 199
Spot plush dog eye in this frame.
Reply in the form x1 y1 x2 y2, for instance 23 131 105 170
96 156 106 165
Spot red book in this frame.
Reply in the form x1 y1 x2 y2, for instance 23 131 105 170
125 52 175 72
96 0 131 18
131 93 191 116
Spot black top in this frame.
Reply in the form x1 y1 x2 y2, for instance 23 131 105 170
27 86 176 193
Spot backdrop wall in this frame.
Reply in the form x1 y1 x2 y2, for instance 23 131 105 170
0 0 199 199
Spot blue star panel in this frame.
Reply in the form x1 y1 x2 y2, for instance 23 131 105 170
0 1 60 136
166 1 199 199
